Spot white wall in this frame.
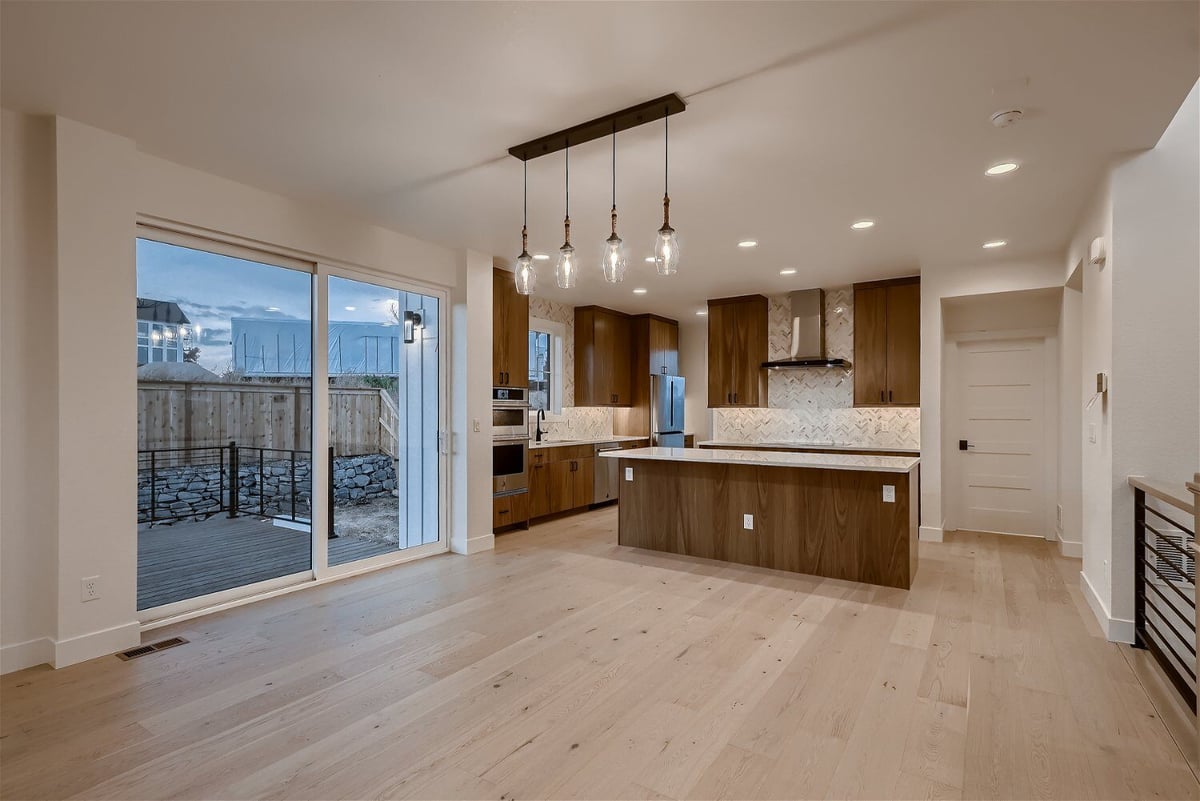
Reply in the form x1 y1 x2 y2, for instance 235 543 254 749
1067 177 1116 625
451 253 494 555
1108 81 1200 633
1 110 495 672
1058 284 1083 557
919 256 1066 541
0 111 59 672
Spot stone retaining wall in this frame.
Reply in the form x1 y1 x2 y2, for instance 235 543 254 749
138 453 396 524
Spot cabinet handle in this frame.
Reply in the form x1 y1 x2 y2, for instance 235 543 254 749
880 389 885 403
734 393 738 404
499 509 509 516
889 390 893 402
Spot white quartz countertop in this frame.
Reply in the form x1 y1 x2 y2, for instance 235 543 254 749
600 447 919 473
697 439 919 455
529 435 649 450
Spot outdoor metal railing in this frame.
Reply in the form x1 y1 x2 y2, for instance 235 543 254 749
1131 479 1196 710
138 441 312 525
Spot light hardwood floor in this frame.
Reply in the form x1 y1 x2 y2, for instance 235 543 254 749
2 507 1197 800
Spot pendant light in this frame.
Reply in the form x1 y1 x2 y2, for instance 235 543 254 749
602 122 627 283
653 109 680 276
556 142 577 289
514 157 535 295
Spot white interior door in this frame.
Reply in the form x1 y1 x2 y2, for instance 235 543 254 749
953 338 1046 537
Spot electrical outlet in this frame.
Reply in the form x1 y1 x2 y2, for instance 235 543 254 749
472 418 480 433
882 485 896 503
743 514 754 530
81 576 100 602
624 467 633 481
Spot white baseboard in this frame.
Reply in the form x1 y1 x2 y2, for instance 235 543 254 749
918 525 943 543
1058 539 1083 559
1 637 55 674
462 532 495 554
53 621 141 668
1080 570 1134 644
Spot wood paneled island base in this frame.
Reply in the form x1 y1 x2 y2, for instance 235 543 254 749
614 451 919 588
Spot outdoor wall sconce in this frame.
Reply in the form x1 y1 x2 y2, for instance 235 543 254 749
403 309 424 343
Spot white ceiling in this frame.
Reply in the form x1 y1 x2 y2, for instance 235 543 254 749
3 1 1197 319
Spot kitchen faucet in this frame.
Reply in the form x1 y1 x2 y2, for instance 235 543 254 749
535 408 546 443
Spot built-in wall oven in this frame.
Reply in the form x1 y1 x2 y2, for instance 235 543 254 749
493 387 529 495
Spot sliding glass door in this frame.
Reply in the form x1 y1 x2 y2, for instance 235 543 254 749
135 229 448 618
325 275 443 568
135 235 314 612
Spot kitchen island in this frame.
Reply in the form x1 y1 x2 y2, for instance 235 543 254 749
601 447 920 589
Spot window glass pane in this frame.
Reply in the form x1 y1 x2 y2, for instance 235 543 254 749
135 237 313 612
528 330 551 412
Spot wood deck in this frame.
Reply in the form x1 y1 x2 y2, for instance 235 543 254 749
137 516 395 609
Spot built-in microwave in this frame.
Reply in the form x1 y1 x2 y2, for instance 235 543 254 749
492 386 529 440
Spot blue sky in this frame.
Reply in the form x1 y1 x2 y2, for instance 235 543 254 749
136 239 423 373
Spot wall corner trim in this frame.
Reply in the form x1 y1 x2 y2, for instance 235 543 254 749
1080 571 1134 644
53 621 141 669
0 637 56 675
918 525 943 543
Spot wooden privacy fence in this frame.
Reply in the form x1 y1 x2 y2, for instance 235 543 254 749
137 381 397 457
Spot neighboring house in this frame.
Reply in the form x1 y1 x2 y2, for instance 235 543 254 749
230 317 404 377
136 297 195 365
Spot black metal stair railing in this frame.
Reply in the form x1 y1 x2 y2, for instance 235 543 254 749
1132 486 1196 709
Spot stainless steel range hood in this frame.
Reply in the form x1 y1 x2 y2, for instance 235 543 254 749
761 288 852 370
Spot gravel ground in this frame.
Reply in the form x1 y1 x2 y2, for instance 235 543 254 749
333 496 400 544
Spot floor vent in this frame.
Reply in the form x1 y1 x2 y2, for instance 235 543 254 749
116 636 188 661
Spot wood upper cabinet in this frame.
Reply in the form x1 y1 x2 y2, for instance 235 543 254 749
613 314 680 438
575 306 633 406
707 295 768 408
853 277 920 406
492 267 529 387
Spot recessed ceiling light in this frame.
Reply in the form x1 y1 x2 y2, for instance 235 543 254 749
533 253 550 261
851 220 875 230
738 240 758 248
344 306 357 311
632 288 648 295
779 268 797 276
982 240 1007 249
696 309 708 316
985 161 1020 176
644 256 655 263
265 306 280 312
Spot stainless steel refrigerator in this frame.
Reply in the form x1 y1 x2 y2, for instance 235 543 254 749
649 374 686 448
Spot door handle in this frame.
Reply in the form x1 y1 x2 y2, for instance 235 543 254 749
959 440 973 451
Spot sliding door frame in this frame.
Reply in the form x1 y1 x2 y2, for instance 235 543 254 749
314 262 450 581
133 218 450 624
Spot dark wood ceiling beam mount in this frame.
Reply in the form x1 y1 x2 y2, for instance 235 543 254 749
508 93 686 161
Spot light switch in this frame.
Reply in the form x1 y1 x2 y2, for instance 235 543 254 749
743 514 754 530
1088 424 1097 443
882 485 895 503
625 467 633 481
472 418 480 433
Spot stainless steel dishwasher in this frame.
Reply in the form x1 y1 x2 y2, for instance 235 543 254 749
593 442 622 504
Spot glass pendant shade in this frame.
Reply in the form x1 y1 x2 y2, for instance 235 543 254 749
556 243 577 289
514 249 535 295
654 224 679 276
602 233 627 283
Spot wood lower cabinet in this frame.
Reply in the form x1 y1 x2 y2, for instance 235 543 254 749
853 277 920 407
707 295 768 408
492 491 529 530
527 443 644 522
575 306 632 406
493 267 529 388
528 463 552 518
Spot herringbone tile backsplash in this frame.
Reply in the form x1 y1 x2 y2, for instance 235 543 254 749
712 287 920 448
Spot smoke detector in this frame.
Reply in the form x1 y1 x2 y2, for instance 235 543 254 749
990 109 1024 128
